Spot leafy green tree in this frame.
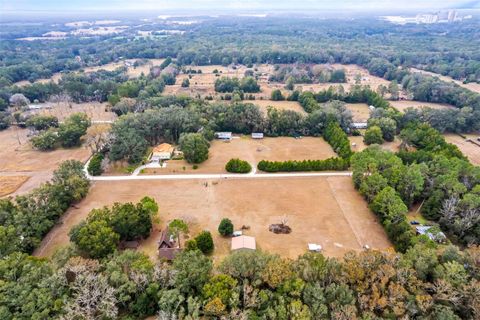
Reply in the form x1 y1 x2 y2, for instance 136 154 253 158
359 172 388 202
364 126 384 145
240 76 260 93
31 129 58 150
218 218 234 236
181 78 190 88
58 113 91 148
110 202 153 240
179 133 209 164
195 231 214 254
202 274 237 306
368 117 397 142
70 220 119 259
169 219 189 248
173 250 212 295
271 89 285 101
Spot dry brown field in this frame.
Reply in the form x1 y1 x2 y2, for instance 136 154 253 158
410 68 480 94
0 128 91 196
34 176 391 262
0 176 30 197
345 103 371 122
27 102 116 122
389 100 455 113
143 136 337 174
444 133 480 165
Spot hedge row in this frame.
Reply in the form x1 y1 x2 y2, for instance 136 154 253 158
323 119 353 159
87 153 104 176
257 157 349 172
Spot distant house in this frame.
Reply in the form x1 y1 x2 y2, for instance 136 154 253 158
416 225 446 243
351 122 368 129
251 132 264 139
151 143 174 161
231 235 256 251
158 227 182 261
215 132 232 140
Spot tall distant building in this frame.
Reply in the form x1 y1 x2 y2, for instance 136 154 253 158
448 10 458 22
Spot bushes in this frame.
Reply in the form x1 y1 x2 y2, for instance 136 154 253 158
214 76 260 93
87 153 104 176
195 231 214 254
271 89 285 101
257 157 349 172
364 126 384 145
25 115 58 130
31 129 58 150
218 218 234 236
225 158 252 173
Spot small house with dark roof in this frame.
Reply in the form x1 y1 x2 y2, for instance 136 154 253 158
158 227 182 261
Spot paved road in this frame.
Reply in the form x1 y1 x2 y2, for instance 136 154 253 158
83 158 352 181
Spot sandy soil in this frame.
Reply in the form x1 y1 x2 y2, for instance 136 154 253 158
0 127 91 196
348 135 403 153
0 176 30 197
34 176 391 262
143 136 337 175
345 103 371 122
444 133 480 165
25 102 116 122
389 100 455 113
410 68 480 94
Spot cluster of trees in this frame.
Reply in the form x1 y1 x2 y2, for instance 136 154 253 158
70 197 158 259
0 160 89 256
258 157 349 172
214 76 260 93
323 119 353 160
30 113 90 150
353 122 480 249
2 245 479 319
269 64 347 85
225 158 252 173
107 102 353 164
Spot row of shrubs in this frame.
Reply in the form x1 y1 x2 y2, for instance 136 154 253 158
323 119 353 160
225 158 252 173
87 153 104 176
257 157 349 172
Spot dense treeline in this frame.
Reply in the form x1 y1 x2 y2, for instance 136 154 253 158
0 160 89 256
2 245 479 319
353 122 480 249
323 119 353 160
2 17 479 84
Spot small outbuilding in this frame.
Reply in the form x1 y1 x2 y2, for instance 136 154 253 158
215 132 232 140
416 225 446 243
308 243 322 252
231 235 256 251
351 122 368 129
151 143 174 161
251 132 264 139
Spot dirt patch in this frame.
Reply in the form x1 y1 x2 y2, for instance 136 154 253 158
0 127 91 195
345 103 371 122
34 176 391 262
389 100 455 113
444 133 480 165
348 135 402 153
0 176 30 197
144 136 337 175
26 102 116 122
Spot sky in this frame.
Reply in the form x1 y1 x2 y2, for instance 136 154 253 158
2 0 480 13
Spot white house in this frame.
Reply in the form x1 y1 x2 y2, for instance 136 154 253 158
351 122 368 129
215 132 232 140
416 225 446 243
151 143 174 161
251 132 264 139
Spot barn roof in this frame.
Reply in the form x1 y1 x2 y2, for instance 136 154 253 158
231 235 256 250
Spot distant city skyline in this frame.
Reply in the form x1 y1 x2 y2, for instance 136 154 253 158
2 0 480 13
